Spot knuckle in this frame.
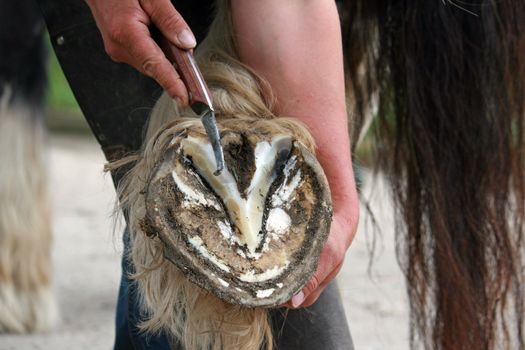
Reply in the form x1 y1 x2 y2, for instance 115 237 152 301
141 56 163 77
104 42 122 61
107 19 136 46
305 273 321 294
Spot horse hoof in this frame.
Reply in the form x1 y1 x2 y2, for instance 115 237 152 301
143 127 332 307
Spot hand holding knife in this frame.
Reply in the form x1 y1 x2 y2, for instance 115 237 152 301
158 37 225 176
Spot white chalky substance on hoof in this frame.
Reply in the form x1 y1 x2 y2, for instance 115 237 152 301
266 208 291 235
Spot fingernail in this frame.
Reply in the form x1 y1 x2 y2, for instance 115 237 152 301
291 291 305 308
178 29 196 48
174 96 183 106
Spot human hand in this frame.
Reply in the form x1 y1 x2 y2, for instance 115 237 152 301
283 193 359 308
85 0 196 105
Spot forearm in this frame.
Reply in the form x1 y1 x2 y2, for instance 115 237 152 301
231 0 357 228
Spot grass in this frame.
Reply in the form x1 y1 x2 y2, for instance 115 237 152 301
45 38 90 134
46 47 79 112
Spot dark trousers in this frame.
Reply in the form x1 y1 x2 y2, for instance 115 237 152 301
34 0 354 348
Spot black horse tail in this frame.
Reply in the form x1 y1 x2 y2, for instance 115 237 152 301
342 1 525 349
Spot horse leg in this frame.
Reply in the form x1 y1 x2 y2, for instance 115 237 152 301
0 0 58 333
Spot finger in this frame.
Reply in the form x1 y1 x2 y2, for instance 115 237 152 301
302 246 342 296
125 26 189 104
296 286 326 309
283 262 342 309
279 259 341 309
139 0 196 49
299 263 343 308
289 239 345 308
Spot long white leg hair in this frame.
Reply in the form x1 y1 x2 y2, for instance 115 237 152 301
0 87 57 333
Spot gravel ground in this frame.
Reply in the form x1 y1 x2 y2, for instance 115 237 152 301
0 134 409 350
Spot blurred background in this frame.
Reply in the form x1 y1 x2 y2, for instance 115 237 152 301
0 39 409 350
45 39 87 134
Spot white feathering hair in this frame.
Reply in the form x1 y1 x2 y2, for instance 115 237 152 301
0 87 58 333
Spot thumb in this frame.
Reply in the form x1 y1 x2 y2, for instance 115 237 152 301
139 0 196 49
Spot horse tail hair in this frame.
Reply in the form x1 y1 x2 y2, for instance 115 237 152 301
342 1 525 348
